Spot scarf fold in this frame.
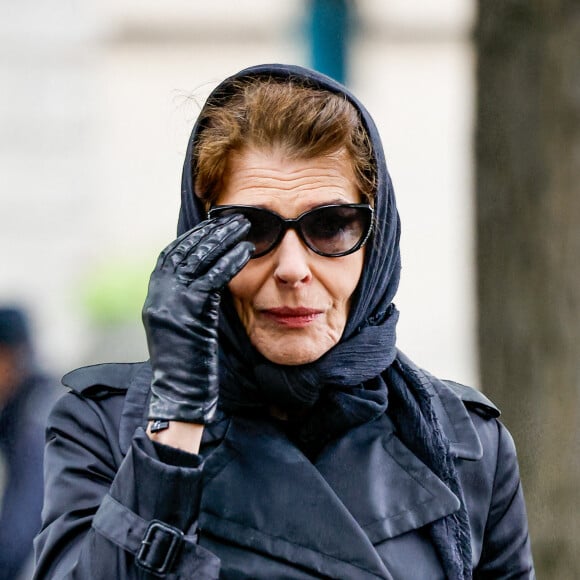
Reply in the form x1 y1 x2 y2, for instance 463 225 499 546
284 378 389 459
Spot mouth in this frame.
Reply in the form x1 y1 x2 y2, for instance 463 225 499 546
261 307 323 328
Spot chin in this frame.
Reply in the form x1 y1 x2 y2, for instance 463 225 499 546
254 336 333 366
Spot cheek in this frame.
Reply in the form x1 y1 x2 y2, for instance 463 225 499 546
341 255 364 317
329 251 365 306
227 265 259 332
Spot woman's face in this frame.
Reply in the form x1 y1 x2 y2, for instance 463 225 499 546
215 147 365 366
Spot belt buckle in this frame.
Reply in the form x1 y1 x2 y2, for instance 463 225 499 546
136 519 184 576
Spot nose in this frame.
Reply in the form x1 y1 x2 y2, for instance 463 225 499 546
273 229 312 287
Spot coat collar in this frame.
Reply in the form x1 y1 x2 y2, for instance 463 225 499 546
428 375 483 460
118 362 152 454
63 355 486 462
395 351 484 460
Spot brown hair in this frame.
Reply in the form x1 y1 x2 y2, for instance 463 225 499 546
193 78 376 207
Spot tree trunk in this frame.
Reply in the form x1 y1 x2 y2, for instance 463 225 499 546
475 1 580 577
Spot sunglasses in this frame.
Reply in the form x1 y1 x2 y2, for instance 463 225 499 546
208 203 373 258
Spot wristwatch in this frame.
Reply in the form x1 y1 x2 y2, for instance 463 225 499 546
150 419 170 433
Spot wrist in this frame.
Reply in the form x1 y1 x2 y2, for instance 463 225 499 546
146 420 205 454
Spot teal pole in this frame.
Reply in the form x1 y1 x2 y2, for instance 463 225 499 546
308 0 351 84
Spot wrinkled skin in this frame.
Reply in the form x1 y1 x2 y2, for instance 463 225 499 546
143 215 253 424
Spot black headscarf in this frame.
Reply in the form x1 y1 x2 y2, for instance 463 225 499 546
177 64 471 579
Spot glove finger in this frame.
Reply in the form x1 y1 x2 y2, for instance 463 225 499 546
155 217 233 271
154 222 208 271
175 217 251 281
194 241 254 292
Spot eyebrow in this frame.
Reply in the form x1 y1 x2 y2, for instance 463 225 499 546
234 198 355 212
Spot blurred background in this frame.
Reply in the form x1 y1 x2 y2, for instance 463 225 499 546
0 0 478 382
0 0 578 578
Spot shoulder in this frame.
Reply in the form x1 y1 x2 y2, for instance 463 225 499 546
394 352 506 462
435 380 521 488
396 351 501 425
440 379 500 420
61 361 149 398
49 361 151 451
437 379 510 463
396 351 500 421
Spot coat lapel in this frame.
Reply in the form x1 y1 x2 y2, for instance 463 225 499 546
118 362 152 454
199 416 394 580
315 414 461 544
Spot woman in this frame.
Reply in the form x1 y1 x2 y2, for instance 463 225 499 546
34 64 534 579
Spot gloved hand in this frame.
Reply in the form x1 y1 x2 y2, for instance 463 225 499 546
143 214 253 424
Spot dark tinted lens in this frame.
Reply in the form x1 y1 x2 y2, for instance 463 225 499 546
241 207 282 255
209 206 281 256
301 205 370 255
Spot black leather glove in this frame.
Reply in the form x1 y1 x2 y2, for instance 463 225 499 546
143 215 252 424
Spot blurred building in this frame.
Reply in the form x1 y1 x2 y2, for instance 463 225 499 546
0 0 477 386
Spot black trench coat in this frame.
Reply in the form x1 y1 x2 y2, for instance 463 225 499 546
34 359 534 579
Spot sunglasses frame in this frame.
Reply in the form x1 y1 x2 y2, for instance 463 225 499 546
208 203 374 258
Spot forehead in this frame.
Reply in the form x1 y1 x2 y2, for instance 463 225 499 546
215 147 360 215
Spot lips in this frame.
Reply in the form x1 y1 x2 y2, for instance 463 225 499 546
261 307 323 328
